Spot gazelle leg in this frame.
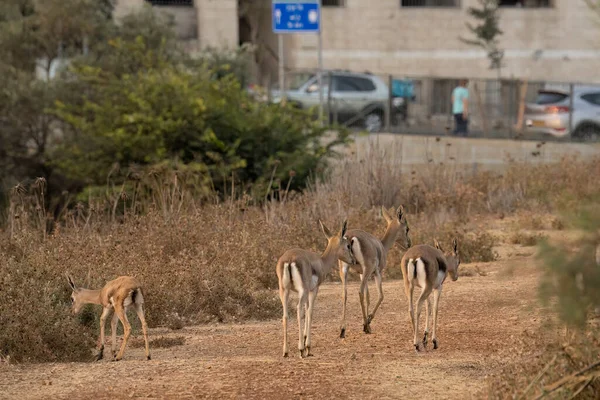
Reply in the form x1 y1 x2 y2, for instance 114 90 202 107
279 287 290 357
304 287 319 357
423 298 431 348
358 275 370 334
134 303 151 360
339 261 349 338
297 290 307 358
414 286 432 352
432 287 442 350
113 305 131 361
110 312 118 359
95 307 111 361
405 280 415 350
367 269 384 328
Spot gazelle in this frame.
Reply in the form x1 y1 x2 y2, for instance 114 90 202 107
67 274 151 361
400 238 460 352
276 219 355 358
339 205 411 338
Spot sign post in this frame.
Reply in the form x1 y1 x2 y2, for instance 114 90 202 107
272 0 322 122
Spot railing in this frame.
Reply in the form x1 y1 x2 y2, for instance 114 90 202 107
262 69 600 143
144 0 194 6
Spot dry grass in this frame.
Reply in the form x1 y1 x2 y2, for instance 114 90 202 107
1 145 599 363
509 231 548 247
486 325 600 399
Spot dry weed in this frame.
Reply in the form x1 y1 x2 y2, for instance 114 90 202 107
1 153 599 363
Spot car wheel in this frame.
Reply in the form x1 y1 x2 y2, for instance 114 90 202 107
364 111 383 133
574 124 600 142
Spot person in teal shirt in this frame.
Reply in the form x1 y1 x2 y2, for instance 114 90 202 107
451 79 469 136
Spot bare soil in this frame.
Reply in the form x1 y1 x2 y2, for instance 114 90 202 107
0 248 543 400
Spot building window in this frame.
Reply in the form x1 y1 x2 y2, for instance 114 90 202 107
322 0 345 6
144 0 193 6
401 0 460 7
498 0 552 7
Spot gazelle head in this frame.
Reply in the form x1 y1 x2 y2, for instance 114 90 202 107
66 274 84 314
434 238 460 281
319 219 355 265
382 205 412 249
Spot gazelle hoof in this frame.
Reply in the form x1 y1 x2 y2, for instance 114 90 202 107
433 339 439 350
414 344 420 352
94 352 103 361
363 324 371 334
340 328 346 339
367 315 373 325
299 350 305 359
147 355 152 361
283 352 289 358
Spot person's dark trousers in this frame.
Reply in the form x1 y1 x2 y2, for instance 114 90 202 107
453 113 468 136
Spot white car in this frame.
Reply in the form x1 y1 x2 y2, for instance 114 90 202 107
525 85 600 141
271 70 404 133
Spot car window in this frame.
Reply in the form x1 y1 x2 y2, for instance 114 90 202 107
353 77 376 91
535 91 568 105
334 76 376 92
581 92 600 106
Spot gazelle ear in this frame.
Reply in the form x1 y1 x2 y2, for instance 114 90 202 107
434 239 442 251
319 219 333 240
453 238 459 254
381 206 392 223
66 273 76 290
340 219 348 238
396 205 405 221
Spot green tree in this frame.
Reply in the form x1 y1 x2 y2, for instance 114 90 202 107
52 39 349 199
460 0 504 77
538 204 600 329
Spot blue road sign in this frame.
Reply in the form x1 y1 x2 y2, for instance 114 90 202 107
272 1 320 33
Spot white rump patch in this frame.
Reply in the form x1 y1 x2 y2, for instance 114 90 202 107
290 262 304 293
123 291 134 307
351 238 365 267
135 290 144 304
415 258 427 288
407 259 416 284
282 262 291 288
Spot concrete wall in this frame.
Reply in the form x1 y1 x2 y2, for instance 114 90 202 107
196 0 239 49
113 0 238 50
343 133 600 173
286 0 600 83
155 5 198 41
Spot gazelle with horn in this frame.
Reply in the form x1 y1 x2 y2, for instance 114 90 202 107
400 238 460 351
276 219 355 358
339 205 412 338
67 274 151 361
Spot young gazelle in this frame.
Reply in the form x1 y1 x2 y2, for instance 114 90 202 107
339 205 411 338
67 275 151 361
400 238 460 352
276 219 355 358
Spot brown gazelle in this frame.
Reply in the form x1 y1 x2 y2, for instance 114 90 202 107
276 219 355 358
400 238 460 352
67 275 151 361
339 205 411 338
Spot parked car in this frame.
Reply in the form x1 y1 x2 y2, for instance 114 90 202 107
524 85 600 141
271 70 409 132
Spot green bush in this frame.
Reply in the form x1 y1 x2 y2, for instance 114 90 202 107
52 37 349 200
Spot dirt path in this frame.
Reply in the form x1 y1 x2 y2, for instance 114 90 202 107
0 255 540 400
